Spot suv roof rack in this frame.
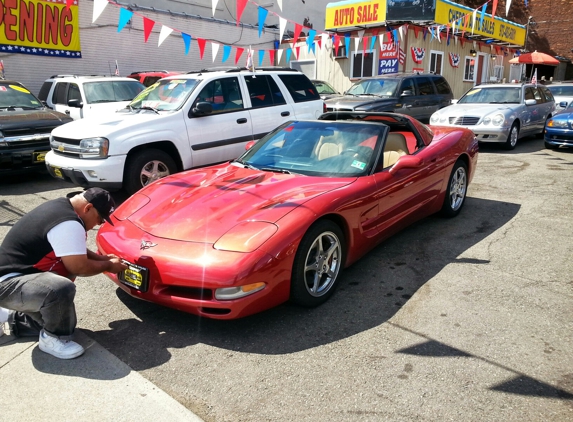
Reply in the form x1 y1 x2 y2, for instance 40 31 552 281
127 70 173 75
187 66 300 74
48 74 109 79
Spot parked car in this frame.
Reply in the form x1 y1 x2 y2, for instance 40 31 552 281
324 72 453 122
430 83 556 150
0 80 73 174
311 79 342 100
45 67 326 195
546 82 573 110
37 75 145 120
544 100 573 149
126 70 184 87
95 111 478 319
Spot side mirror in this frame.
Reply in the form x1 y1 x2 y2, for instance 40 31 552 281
389 155 422 174
400 89 414 97
524 99 537 106
67 99 83 108
192 101 213 116
559 101 568 108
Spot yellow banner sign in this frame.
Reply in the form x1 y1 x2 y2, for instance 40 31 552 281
435 0 526 45
325 0 387 30
0 0 81 58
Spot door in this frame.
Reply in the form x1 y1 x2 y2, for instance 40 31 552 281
395 78 425 120
185 76 254 168
244 74 295 140
413 76 439 121
51 82 83 120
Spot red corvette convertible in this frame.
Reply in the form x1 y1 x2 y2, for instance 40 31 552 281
96 112 478 319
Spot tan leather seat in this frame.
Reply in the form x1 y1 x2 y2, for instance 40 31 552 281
315 135 342 160
385 133 409 156
382 151 401 168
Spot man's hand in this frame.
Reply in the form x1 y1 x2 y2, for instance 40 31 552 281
107 257 128 274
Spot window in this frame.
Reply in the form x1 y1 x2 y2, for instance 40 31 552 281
524 87 535 100
415 77 435 95
67 84 81 102
333 44 347 59
245 75 286 108
278 74 320 103
196 77 244 114
351 49 376 79
532 87 544 102
399 78 416 95
429 51 444 75
492 55 504 82
433 77 452 95
38 82 53 102
463 57 475 82
53 83 68 105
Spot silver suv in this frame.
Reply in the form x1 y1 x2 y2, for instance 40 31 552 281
431 83 556 149
38 75 145 120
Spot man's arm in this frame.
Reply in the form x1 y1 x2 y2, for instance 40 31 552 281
61 254 127 277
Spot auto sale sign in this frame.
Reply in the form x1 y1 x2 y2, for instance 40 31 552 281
378 41 399 74
325 0 386 30
0 0 82 58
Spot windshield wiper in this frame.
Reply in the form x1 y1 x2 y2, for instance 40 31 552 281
359 93 382 97
233 159 259 170
261 167 292 174
139 106 159 114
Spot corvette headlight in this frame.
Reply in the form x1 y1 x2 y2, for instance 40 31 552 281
547 119 568 128
79 137 109 158
482 113 504 126
214 221 278 253
215 282 266 300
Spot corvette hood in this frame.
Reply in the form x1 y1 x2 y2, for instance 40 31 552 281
126 164 354 243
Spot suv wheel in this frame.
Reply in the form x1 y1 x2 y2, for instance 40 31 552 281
125 149 177 195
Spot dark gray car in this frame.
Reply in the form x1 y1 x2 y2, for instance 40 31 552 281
325 73 453 122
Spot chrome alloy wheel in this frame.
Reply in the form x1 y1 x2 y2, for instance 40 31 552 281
140 160 171 186
303 231 342 297
449 166 467 211
508 124 518 148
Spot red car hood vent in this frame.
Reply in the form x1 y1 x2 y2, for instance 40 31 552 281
128 165 351 243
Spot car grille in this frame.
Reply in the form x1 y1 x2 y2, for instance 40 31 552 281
448 116 480 126
1 126 57 147
50 135 82 157
51 135 81 146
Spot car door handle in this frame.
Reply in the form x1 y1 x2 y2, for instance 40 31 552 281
281 111 290 117
236 118 248 124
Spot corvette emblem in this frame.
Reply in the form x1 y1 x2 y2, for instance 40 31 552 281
140 240 157 250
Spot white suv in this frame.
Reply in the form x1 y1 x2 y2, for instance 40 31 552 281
45 68 326 194
38 75 145 120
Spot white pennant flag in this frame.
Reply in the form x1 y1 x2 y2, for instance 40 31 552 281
277 49 283 64
506 0 512 16
212 43 220 62
277 0 283 11
92 0 108 23
158 26 173 47
355 30 364 52
398 26 404 42
320 33 329 51
279 17 287 44
212 0 219 16
379 32 385 49
472 10 477 34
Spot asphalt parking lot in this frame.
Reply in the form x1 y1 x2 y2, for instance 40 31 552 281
1 136 572 421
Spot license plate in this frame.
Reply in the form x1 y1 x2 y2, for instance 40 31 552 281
34 151 48 163
50 165 63 179
118 261 149 292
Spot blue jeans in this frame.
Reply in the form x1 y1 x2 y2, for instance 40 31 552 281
0 272 77 340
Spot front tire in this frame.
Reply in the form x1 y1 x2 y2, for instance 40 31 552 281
441 160 468 218
504 122 519 150
290 220 345 307
544 141 557 150
124 149 177 195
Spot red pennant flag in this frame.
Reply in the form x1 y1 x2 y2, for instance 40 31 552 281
269 49 276 65
363 36 369 51
66 0 74 9
197 38 206 59
460 36 465 47
492 0 498 17
413 26 420 38
317 37 322 50
235 47 244 65
295 46 300 60
333 34 340 56
236 0 248 26
292 24 303 46
143 17 155 43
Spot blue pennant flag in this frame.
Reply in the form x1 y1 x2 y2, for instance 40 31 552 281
258 50 265 66
118 8 133 32
181 33 192 55
307 29 316 53
258 7 268 38
286 48 292 63
222 45 231 62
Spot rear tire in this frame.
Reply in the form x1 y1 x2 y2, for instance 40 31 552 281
504 122 519 150
441 160 468 218
290 220 345 307
124 149 177 195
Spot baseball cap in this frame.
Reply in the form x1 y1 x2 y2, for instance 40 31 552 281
83 188 116 226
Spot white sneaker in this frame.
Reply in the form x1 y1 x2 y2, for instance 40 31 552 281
39 329 84 359
0 307 10 338
0 324 4 338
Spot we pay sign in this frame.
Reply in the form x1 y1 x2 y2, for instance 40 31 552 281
378 42 399 74
379 58 399 74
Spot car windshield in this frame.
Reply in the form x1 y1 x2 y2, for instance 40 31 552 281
346 79 399 97
0 83 44 110
458 87 521 104
314 81 338 95
83 81 145 104
129 79 200 111
237 120 383 177
547 85 573 96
